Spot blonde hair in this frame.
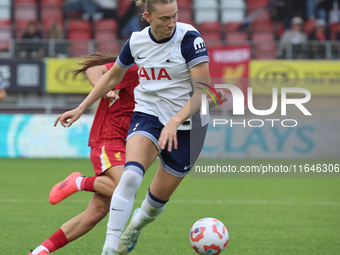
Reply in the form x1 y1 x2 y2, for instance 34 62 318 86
134 0 175 14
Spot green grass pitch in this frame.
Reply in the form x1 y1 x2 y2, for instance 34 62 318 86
1 158 340 254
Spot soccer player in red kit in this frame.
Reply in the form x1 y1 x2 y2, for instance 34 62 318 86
28 53 139 255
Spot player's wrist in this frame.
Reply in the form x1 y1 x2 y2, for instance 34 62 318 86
170 116 182 127
77 104 86 113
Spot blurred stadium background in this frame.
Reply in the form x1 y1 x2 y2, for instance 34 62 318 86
0 0 339 159
0 1 339 254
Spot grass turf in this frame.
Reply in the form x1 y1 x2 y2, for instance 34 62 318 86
0 158 339 254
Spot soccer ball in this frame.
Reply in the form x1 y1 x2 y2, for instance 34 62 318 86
189 218 229 255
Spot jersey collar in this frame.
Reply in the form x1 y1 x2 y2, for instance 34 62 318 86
148 26 177 44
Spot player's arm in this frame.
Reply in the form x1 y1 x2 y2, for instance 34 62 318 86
54 63 128 128
85 64 119 101
158 62 210 151
208 89 228 108
0 88 7 100
85 65 107 87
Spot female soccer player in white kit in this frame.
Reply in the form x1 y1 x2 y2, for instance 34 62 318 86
54 0 213 254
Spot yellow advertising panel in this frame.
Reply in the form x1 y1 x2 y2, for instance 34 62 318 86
46 58 93 93
250 61 340 95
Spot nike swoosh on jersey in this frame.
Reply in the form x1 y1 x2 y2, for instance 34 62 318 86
137 56 146 59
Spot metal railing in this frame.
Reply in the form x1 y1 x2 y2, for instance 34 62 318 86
1 39 340 60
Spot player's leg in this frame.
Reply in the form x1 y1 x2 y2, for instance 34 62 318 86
49 145 121 204
118 125 208 254
30 192 110 254
103 134 159 253
29 165 122 254
30 146 125 255
117 163 184 254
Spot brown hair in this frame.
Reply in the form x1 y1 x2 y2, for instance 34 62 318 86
49 22 64 40
134 0 176 15
73 52 118 76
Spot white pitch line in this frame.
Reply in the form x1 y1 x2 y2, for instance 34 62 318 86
0 199 339 206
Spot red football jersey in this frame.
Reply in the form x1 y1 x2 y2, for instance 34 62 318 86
88 62 139 147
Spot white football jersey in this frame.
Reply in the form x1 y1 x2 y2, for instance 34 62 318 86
117 22 209 130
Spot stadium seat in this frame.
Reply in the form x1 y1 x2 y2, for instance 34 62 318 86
252 20 274 32
330 23 339 40
252 31 276 59
178 0 192 8
68 19 91 35
201 32 222 41
246 0 268 9
221 11 245 24
0 0 11 20
70 42 89 57
221 0 246 10
69 31 91 57
225 22 243 32
225 31 248 43
255 43 276 59
178 8 193 23
40 0 62 6
69 31 91 40
95 19 118 31
200 21 221 32
252 31 274 41
14 0 37 21
96 42 119 54
118 0 132 18
0 19 11 50
251 10 271 22
193 0 219 24
199 21 222 40
277 21 285 37
41 9 63 21
95 32 117 41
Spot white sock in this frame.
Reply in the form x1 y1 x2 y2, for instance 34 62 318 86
103 163 144 250
32 245 49 254
132 190 166 230
75 176 84 191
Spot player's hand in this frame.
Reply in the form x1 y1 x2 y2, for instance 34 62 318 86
54 107 83 128
217 89 228 104
158 119 179 152
103 90 119 102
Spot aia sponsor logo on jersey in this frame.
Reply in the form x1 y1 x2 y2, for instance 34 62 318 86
138 67 172 80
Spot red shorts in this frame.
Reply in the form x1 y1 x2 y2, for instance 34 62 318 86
90 142 126 176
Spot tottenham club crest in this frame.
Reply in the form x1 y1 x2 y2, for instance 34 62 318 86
194 37 207 54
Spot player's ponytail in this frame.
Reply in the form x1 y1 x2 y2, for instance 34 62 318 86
134 0 146 6
73 52 118 76
133 0 175 14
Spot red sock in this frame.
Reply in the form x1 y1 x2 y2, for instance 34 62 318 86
41 229 68 253
80 176 97 192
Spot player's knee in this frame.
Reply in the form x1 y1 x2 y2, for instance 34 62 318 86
121 161 145 188
87 205 110 224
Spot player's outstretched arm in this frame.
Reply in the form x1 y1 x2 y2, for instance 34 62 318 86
85 65 107 87
85 65 119 102
54 63 128 127
158 62 210 152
